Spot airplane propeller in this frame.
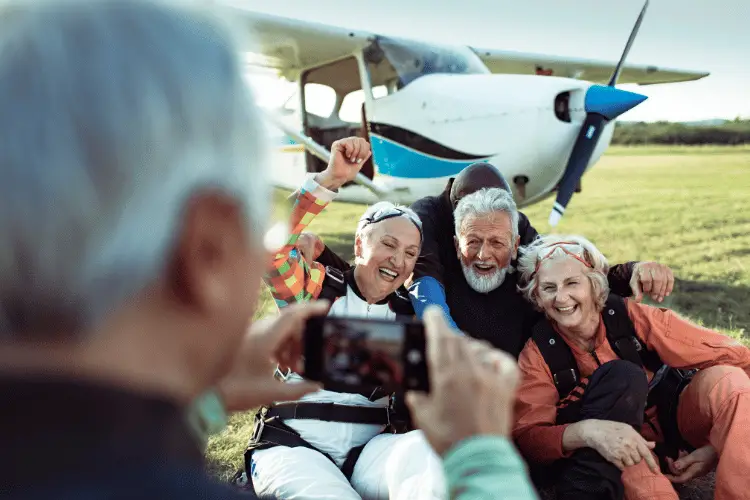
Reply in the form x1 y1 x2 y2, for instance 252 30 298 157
548 0 650 227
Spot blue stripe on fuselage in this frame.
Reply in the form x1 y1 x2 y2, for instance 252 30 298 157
369 134 490 179
273 133 490 179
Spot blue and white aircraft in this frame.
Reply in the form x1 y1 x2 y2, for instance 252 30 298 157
220 0 708 225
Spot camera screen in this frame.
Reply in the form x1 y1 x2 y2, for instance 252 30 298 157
322 318 404 392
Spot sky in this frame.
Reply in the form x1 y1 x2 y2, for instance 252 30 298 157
237 0 749 122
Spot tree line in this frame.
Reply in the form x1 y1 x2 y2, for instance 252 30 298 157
611 119 750 145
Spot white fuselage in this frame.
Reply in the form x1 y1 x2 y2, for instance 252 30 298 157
269 73 616 207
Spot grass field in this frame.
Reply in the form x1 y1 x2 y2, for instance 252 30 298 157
205 145 750 494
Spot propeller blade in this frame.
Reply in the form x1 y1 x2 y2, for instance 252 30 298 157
548 1 650 227
548 113 606 226
608 0 650 87
548 86 647 226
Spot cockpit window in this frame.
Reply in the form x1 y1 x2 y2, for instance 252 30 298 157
364 36 489 90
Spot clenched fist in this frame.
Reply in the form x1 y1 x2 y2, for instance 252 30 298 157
314 137 372 191
297 232 325 264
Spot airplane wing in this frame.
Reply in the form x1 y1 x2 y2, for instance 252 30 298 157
218 4 709 85
471 48 709 85
219 5 374 80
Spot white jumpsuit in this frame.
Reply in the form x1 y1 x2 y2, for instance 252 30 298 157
250 286 446 500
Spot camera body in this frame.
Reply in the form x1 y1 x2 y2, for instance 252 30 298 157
303 316 430 395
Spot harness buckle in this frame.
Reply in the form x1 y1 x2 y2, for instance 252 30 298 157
274 366 292 381
553 368 577 386
632 337 643 352
325 266 345 284
251 411 266 444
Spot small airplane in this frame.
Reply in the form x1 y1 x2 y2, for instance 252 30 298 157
218 0 708 225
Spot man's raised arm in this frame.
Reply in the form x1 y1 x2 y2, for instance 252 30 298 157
518 217 674 303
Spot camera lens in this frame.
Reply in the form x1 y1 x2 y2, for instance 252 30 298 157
407 350 422 364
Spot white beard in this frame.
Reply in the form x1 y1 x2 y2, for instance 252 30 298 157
461 261 509 293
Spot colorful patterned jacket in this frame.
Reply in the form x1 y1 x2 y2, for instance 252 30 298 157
264 174 338 310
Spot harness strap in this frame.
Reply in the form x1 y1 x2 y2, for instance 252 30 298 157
247 418 340 467
317 266 348 303
602 295 663 373
341 443 368 479
267 402 393 425
532 321 580 399
244 413 387 484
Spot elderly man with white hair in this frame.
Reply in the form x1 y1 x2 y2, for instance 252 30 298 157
0 1 334 498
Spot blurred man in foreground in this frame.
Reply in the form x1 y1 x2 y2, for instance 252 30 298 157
0 1 308 497
0 1 537 499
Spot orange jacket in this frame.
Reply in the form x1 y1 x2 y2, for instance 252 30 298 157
512 299 750 464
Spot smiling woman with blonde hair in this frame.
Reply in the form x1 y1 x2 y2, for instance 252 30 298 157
512 234 750 500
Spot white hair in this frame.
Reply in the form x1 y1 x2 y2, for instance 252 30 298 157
355 202 422 241
453 188 519 243
0 0 270 338
516 234 610 311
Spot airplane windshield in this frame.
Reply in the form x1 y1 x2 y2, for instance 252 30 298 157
364 36 489 90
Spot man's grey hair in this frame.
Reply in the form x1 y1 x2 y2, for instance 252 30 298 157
355 202 422 241
516 234 610 311
454 188 519 243
0 0 269 338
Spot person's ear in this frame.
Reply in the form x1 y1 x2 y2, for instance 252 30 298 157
354 234 363 260
512 235 520 260
168 191 246 315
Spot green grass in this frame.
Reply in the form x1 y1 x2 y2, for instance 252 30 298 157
606 144 750 156
206 146 750 487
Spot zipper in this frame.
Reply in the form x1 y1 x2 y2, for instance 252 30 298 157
590 349 602 366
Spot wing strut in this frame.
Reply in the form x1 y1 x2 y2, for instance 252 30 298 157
262 111 388 198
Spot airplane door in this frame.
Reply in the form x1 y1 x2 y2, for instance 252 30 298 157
299 56 374 180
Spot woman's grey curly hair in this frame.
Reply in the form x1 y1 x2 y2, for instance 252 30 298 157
516 234 610 312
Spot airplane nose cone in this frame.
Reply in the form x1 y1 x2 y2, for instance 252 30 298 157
584 84 648 120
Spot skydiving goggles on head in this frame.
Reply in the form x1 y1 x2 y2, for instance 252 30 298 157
534 241 593 274
359 206 423 241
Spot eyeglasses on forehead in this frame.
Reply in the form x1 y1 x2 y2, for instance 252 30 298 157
360 207 423 239
534 241 592 273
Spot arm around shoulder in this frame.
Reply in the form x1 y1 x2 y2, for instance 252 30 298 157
607 261 637 298
408 276 460 331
